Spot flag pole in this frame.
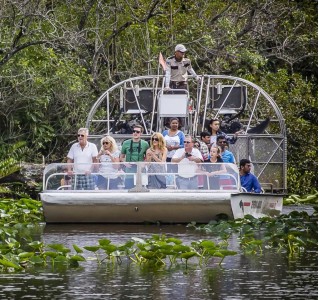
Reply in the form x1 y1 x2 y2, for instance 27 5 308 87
151 52 167 132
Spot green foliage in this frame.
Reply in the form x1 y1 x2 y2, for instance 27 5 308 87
191 208 318 256
0 142 30 196
260 71 317 193
0 197 43 224
283 191 318 205
0 142 27 180
0 159 20 181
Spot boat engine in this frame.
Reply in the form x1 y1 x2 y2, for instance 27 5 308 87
220 115 243 134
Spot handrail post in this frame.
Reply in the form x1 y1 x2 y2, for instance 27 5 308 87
129 163 149 192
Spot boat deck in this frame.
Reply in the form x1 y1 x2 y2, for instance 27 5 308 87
41 162 283 223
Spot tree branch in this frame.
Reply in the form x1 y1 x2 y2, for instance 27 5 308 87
210 1 234 25
0 40 49 67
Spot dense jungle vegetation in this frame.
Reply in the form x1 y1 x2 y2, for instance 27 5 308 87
0 0 317 194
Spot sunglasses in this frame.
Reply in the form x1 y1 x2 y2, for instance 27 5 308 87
152 138 159 141
132 130 141 134
184 141 192 144
103 141 110 145
218 141 227 144
77 134 85 137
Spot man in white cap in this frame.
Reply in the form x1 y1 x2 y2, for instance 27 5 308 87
164 44 199 90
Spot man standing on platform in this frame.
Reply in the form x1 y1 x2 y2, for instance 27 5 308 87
164 44 200 90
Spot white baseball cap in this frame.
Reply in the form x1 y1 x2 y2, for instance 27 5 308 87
175 44 187 52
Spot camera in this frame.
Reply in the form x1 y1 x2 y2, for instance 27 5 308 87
185 152 192 158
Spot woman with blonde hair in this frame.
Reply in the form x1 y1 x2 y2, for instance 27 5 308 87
96 135 120 189
145 132 167 189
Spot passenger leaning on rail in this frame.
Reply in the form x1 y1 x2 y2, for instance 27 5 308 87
96 135 120 190
164 44 200 91
66 128 98 190
120 124 149 189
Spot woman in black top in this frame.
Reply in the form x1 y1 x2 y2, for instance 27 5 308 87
203 146 226 190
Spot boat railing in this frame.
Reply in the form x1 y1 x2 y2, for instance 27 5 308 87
85 74 285 135
43 162 241 192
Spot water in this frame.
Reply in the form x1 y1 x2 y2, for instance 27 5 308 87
0 222 317 300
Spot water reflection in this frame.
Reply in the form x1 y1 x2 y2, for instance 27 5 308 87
0 223 317 299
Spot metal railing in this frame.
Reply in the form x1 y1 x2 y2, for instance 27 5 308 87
43 162 240 192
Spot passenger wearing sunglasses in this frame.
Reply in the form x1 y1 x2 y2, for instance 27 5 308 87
96 136 120 190
217 136 236 164
145 133 167 189
66 128 98 190
120 124 149 189
172 135 203 190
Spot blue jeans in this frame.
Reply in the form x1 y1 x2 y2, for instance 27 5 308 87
124 176 135 189
96 175 119 190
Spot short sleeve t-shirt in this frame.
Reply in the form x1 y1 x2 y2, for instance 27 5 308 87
67 142 98 173
121 139 149 162
99 150 120 179
221 150 235 163
210 135 217 147
162 130 185 158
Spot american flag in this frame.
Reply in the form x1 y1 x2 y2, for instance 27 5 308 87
159 52 167 71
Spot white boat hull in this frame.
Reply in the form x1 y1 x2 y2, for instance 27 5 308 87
40 191 283 223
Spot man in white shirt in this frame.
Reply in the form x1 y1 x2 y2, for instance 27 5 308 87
67 128 98 190
172 135 203 189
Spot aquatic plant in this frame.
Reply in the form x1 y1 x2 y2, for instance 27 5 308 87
190 209 318 256
74 234 237 270
0 228 236 272
283 191 318 205
0 194 317 273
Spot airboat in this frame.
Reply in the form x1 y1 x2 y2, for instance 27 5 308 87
40 74 286 223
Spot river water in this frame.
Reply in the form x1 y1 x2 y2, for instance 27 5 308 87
0 207 317 299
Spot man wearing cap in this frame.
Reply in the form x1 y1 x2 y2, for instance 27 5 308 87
164 44 199 90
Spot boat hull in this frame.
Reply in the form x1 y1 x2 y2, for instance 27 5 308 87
40 191 283 223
